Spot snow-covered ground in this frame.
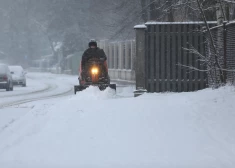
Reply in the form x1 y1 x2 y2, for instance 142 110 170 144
0 73 235 168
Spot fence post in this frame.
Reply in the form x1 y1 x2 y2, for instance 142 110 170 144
114 43 118 69
130 40 136 70
119 42 124 69
125 41 130 69
134 25 147 97
223 22 227 83
108 43 113 69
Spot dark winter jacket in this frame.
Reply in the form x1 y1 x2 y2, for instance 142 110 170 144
81 47 107 66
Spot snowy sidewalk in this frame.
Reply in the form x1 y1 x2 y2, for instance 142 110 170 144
0 84 235 168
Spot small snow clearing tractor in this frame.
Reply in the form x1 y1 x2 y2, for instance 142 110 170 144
74 58 116 94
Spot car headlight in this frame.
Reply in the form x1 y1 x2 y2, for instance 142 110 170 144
91 67 98 75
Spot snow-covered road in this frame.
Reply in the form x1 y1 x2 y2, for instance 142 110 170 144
0 73 77 108
0 73 235 168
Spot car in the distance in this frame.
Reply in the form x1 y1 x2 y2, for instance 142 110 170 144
9 65 27 87
0 64 14 91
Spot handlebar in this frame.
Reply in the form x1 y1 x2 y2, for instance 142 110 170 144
87 57 105 62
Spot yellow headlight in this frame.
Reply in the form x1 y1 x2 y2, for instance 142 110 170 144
91 67 98 74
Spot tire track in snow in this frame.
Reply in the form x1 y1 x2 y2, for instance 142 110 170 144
0 86 72 109
0 83 51 98
0 75 54 98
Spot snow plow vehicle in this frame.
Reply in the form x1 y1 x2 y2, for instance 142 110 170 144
74 58 116 94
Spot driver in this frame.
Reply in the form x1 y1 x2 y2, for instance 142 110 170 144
81 40 107 67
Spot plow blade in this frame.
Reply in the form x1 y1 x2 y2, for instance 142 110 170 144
74 84 116 94
74 85 87 94
108 84 116 90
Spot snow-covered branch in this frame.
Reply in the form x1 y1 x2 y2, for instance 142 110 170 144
177 63 210 72
222 0 235 4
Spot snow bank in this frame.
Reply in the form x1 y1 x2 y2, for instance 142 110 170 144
134 24 147 29
145 21 217 25
72 86 116 100
0 86 235 168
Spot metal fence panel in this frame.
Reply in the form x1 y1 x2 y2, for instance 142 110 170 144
166 25 171 91
177 25 182 92
183 24 188 92
155 25 160 92
206 22 235 86
98 40 136 82
149 25 155 92
172 25 177 91
161 25 166 91
193 26 199 90
145 23 208 92
226 23 235 84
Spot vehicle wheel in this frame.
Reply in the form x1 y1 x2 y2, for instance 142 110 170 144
6 83 10 91
9 82 13 91
107 76 111 84
11 82 14 91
